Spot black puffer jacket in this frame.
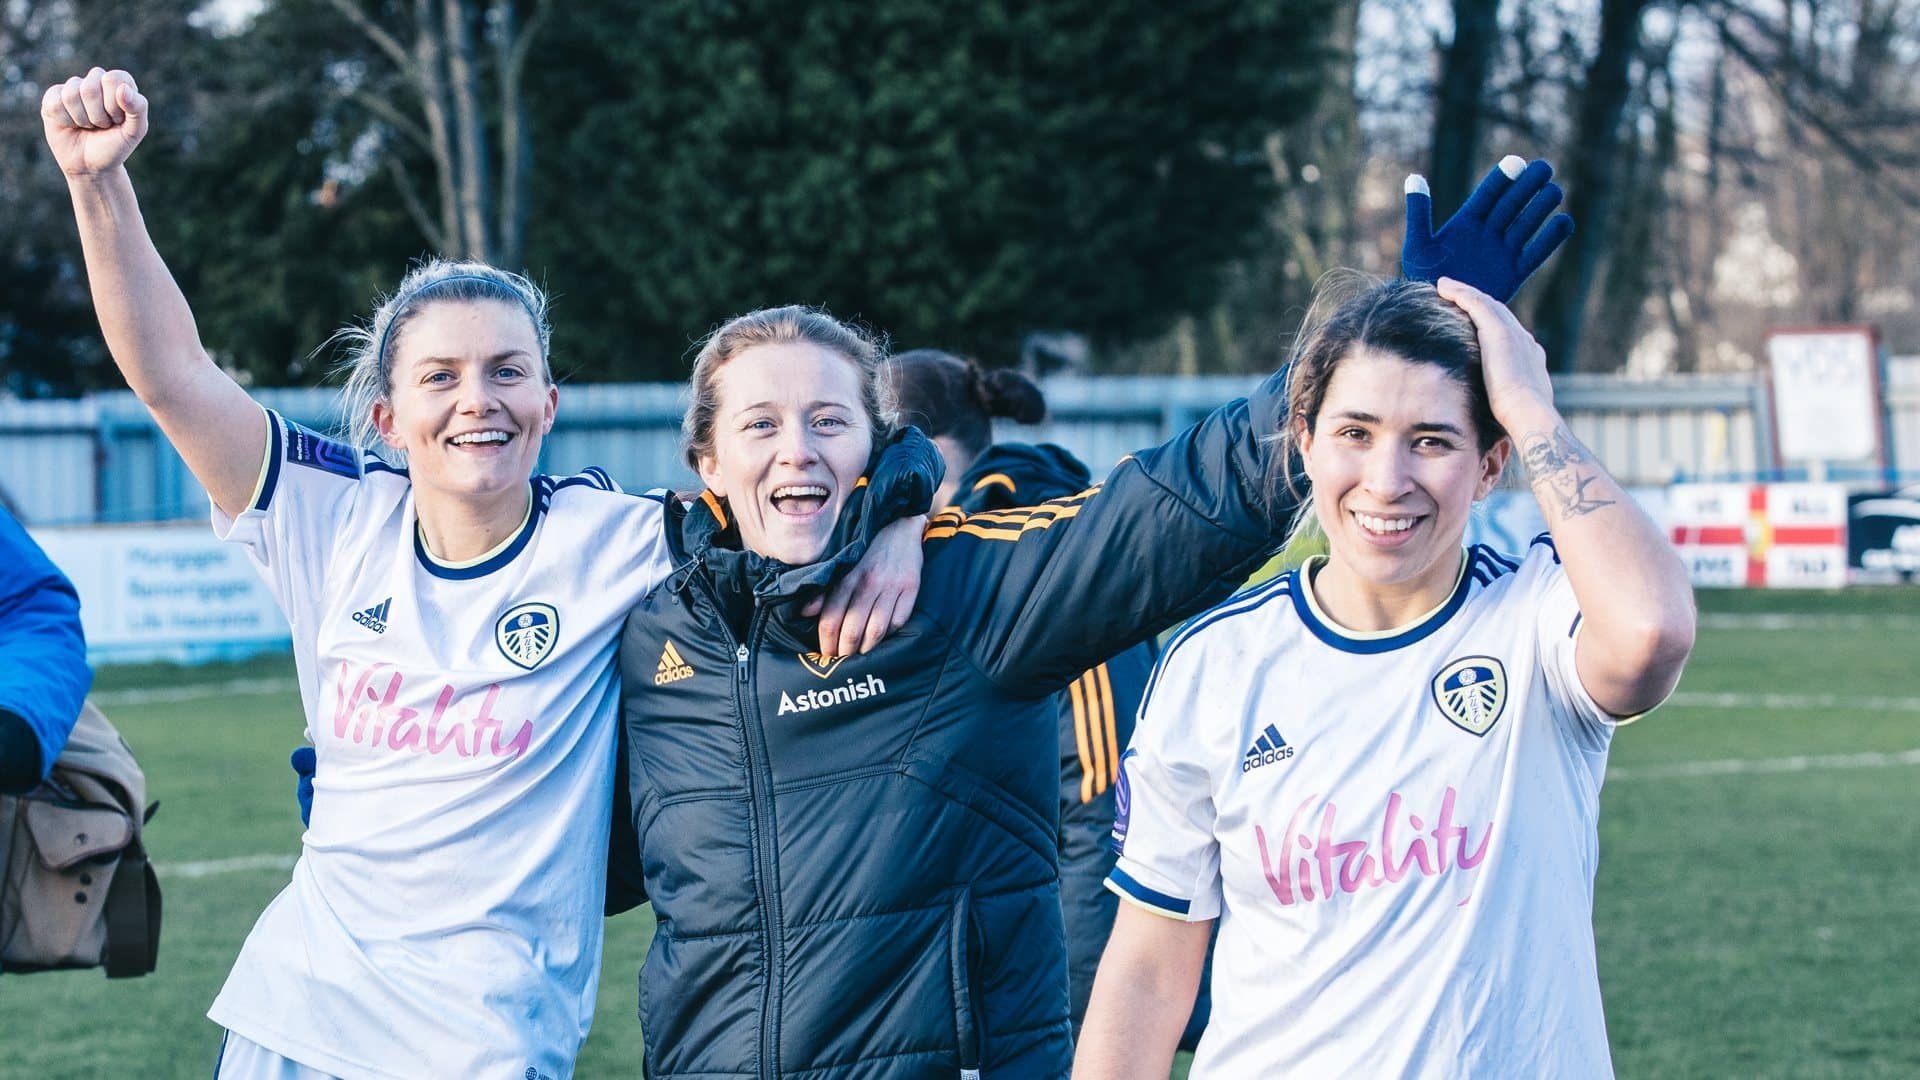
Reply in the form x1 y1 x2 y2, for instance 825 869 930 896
616 374 1289 1079
949 443 1154 1035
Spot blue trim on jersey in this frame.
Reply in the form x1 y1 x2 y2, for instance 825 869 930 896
1108 867 1192 916
417 478 544 580
363 457 409 477
1140 574 1294 706
1288 557 1475 655
254 410 284 512
549 474 618 497
1530 532 1561 564
1469 547 1518 587
1475 544 1520 574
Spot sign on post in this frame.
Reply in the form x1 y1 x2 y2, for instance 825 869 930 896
1765 327 1888 472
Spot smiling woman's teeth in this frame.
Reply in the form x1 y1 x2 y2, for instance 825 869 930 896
1355 512 1415 534
451 432 511 445
770 484 830 516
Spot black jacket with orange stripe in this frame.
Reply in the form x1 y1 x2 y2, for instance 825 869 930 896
613 373 1291 1079
950 442 1154 1035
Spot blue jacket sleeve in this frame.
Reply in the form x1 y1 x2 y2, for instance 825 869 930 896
0 511 93 792
921 370 1295 692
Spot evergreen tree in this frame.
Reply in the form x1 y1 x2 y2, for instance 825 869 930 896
528 0 1332 378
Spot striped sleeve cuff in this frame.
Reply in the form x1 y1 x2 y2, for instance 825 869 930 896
1105 866 1196 920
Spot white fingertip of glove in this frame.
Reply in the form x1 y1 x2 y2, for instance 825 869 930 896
1498 155 1526 178
1405 173 1431 195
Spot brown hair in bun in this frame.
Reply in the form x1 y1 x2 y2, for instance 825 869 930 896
891 349 1046 458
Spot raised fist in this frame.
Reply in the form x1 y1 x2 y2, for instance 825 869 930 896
42 68 149 178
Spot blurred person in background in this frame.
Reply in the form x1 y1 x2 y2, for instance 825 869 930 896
889 348 1213 1045
0 498 92 796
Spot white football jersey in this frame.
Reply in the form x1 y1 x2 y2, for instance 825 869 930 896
1111 540 1618 1079
206 409 673 1080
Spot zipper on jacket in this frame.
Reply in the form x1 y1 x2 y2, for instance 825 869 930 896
950 889 983 1079
684 571 785 1079
731 605 785 1079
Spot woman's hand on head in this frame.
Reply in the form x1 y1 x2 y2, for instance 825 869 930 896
803 514 927 657
1437 276 1558 431
42 68 148 179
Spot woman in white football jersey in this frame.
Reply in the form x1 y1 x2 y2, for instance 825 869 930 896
45 69 922 1079
1075 275 1696 1078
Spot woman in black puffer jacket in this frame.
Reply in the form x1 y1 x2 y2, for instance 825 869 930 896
611 307 1289 1079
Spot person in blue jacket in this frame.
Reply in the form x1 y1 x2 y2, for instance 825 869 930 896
0 502 93 794
889 348 1203 1041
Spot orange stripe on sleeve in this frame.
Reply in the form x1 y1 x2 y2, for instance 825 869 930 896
1096 663 1120 793
1083 671 1109 801
1069 677 1096 804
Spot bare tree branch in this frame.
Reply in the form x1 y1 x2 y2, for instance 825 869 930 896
347 88 433 153
324 0 415 73
443 0 490 258
387 157 448 252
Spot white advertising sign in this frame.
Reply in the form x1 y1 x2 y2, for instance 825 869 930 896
1766 329 1881 464
1666 483 1849 588
28 523 289 662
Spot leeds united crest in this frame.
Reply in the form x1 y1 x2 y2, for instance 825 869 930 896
1431 656 1507 737
798 651 847 679
496 602 560 670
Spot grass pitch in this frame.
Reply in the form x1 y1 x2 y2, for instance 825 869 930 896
4 587 1917 1078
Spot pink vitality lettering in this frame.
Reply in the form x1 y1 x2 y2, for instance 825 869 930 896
329 662 534 761
1255 787 1492 906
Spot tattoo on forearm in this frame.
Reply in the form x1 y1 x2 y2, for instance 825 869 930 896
1521 427 1616 521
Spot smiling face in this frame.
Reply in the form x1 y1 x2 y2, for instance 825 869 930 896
1301 347 1509 601
371 298 556 501
696 341 875 564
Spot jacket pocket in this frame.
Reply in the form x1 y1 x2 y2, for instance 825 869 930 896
948 888 984 1079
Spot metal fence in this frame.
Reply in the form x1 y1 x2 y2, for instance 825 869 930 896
2 366 1914 526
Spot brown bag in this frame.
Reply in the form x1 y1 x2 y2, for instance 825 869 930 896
0 700 161 977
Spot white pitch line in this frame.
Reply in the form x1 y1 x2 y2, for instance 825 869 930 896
1610 748 1920 781
1700 613 1920 632
91 677 299 708
162 853 298 879
1667 691 1920 713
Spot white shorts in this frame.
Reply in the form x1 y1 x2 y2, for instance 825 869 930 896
215 1031 339 1080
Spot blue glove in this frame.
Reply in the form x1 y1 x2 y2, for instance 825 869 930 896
1402 155 1574 302
291 745 315 827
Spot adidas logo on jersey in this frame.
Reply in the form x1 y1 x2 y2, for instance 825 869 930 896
352 597 392 634
1242 724 1294 772
655 640 696 685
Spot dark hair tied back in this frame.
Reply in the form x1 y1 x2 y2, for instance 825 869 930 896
890 349 1048 457
979 368 1047 426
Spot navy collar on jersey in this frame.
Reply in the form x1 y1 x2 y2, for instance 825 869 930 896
1287 549 1474 655
415 478 545 580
